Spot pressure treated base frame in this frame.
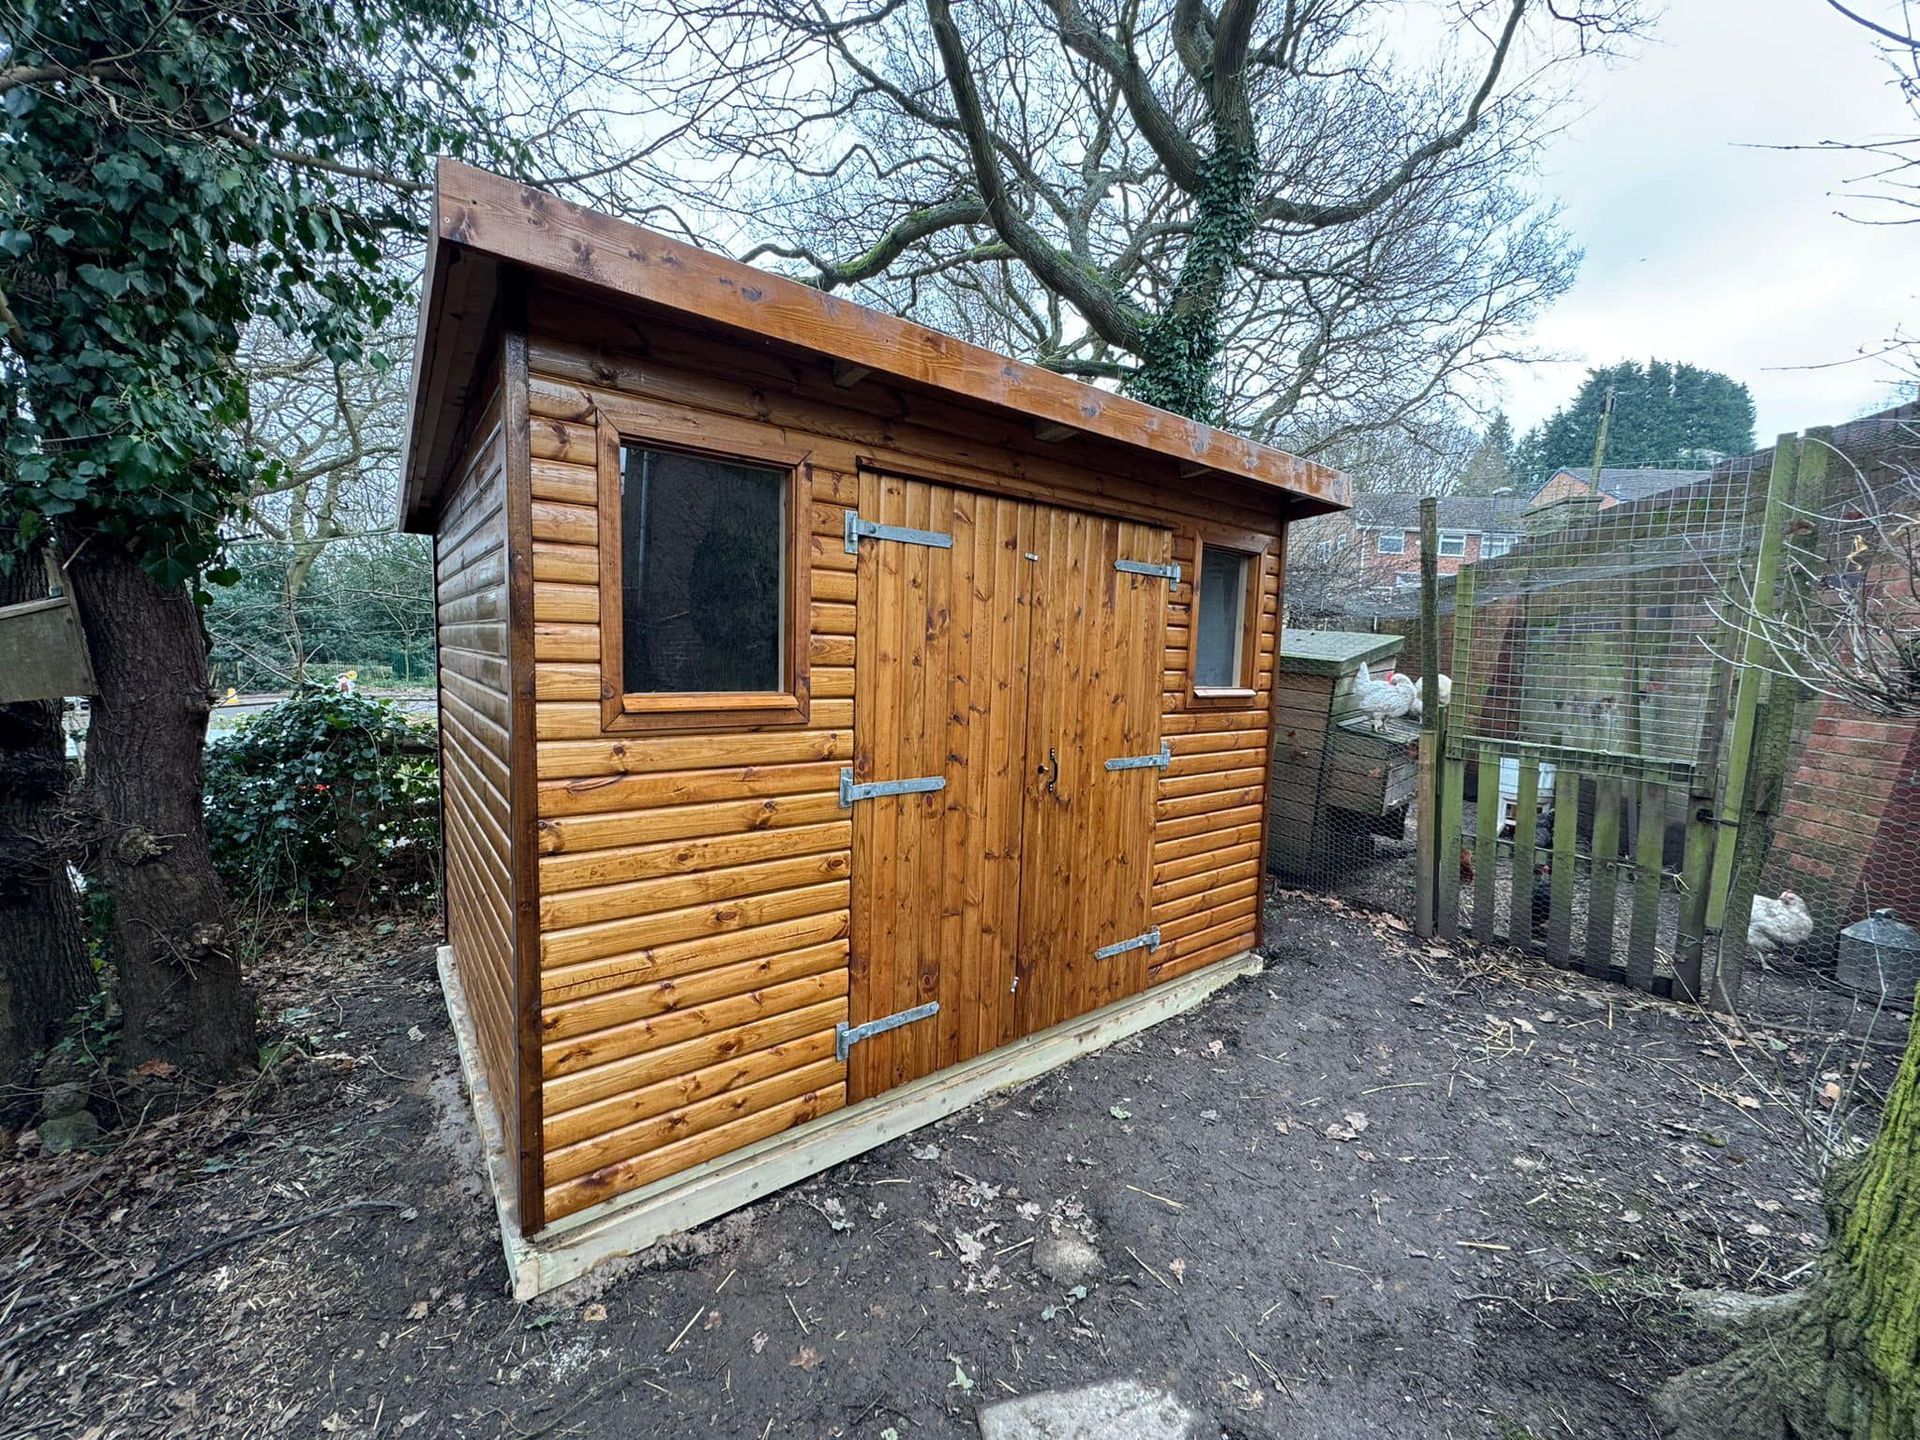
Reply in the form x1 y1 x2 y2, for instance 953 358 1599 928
439 943 1263 1300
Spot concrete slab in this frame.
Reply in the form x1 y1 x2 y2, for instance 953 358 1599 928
977 1379 1212 1440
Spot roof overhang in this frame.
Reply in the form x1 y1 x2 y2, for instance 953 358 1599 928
398 160 1351 532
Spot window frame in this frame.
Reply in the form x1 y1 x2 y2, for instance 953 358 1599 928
593 407 814 734
1436 531 1468 558
1185 532 1271 705
1375 531 1406 555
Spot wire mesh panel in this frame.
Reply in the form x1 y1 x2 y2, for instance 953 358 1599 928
1713 409 1920 1014
1285 415 1919 1014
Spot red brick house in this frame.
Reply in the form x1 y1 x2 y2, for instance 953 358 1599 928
1350 493 1523 590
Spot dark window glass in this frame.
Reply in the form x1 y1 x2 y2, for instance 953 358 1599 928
1195 545 1248 688
620 446 786 694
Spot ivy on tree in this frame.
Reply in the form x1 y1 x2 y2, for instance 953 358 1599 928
0 0 511 1076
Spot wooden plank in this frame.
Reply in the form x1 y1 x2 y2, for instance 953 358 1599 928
1673 789 1715 1002
1472 745 1500 943
1436 747 1465 941
1627 779 1666 991
1546 771 1579 966
502 294 546 1234
1585 776 1622 978
1512 757 1540 948
542 907 850 1006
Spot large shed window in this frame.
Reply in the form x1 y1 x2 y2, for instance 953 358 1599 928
619 445 786 695
597 419 811 733
1194 544 1254 691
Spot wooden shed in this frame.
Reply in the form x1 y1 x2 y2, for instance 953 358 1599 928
399 161 1350 1294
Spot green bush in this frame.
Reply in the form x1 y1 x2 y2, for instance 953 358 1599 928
204 687 439 911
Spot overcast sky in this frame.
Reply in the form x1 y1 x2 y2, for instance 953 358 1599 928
1493 0 1918 442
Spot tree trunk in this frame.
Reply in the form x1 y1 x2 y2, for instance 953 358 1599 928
0 555 95 1103
1127 135 1259 423
1657 1000 1920 1439
60 541 254 1078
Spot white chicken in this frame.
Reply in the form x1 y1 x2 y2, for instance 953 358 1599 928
1748 891 1814 962
1407 672 1453 722
1354 661 1417 733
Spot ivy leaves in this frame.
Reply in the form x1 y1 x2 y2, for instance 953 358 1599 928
0 0 499 588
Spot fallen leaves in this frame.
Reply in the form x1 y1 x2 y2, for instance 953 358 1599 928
1326 1111 1369 1142
789 1346 821 1371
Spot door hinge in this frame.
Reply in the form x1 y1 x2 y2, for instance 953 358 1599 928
1115 558 1180 584
839 767 946 807
1104 741 1172 772
1093 927 1161 961
845 511 955 555
836 1001 940 1062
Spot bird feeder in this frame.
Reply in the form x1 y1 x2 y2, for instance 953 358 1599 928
1837 909 1920 1000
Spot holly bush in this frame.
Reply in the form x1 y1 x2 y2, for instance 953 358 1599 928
203 687 438 911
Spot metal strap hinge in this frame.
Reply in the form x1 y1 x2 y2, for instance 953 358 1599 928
1115 558 1180 584
1104 741 1172 772
839 767 946 807
845 511 955 555
836 1002 940 1062
1093 927 1161 961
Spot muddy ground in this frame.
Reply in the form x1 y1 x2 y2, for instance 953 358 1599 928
0 893 1900 1440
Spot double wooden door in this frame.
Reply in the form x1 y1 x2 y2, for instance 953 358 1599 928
846 472 1171 1102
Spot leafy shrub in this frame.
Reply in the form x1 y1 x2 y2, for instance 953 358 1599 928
204 687 439 911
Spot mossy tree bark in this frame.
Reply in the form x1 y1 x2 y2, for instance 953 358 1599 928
1657 1000 1920 1439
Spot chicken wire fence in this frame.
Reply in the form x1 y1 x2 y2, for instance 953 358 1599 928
1273 409 1920 1012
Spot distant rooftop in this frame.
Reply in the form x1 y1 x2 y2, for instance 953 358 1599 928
1537 465 1711 505
1350 492 1524 535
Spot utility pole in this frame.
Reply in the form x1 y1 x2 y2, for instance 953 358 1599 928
1588 385 1616 488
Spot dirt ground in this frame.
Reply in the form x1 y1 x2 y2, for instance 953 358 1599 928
0 891 1901 1440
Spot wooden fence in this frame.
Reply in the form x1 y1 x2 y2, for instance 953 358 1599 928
1413 428 1836 1007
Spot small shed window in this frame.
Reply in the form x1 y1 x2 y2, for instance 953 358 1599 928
620 445 785 694
1193 544 1255 692
597 419 812 732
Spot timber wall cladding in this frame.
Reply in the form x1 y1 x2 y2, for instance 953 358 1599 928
434 380 520 1162
518 288 1281 1223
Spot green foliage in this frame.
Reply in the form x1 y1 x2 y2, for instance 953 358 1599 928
205 534 436 690
203 687 438 911
0 0 509 586
1515 360 1757 485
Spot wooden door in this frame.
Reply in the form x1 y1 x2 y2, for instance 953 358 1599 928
848 473 1169 1101
848 474 1034 1102
1012 507 1170 1034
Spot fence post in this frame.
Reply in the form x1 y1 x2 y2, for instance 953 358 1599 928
1705 435 1800 1007
1415 497 1440 939
1714 429 1833 1006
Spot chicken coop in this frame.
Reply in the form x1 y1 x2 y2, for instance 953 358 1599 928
399 161 1350 1294
1267 630 1418 875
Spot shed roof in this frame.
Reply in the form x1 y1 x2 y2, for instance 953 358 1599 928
398 161 1350 531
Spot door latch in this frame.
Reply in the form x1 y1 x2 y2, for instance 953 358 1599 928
1040 747 1059 794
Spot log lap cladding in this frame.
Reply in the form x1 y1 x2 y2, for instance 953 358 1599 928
399 159 1350 1288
